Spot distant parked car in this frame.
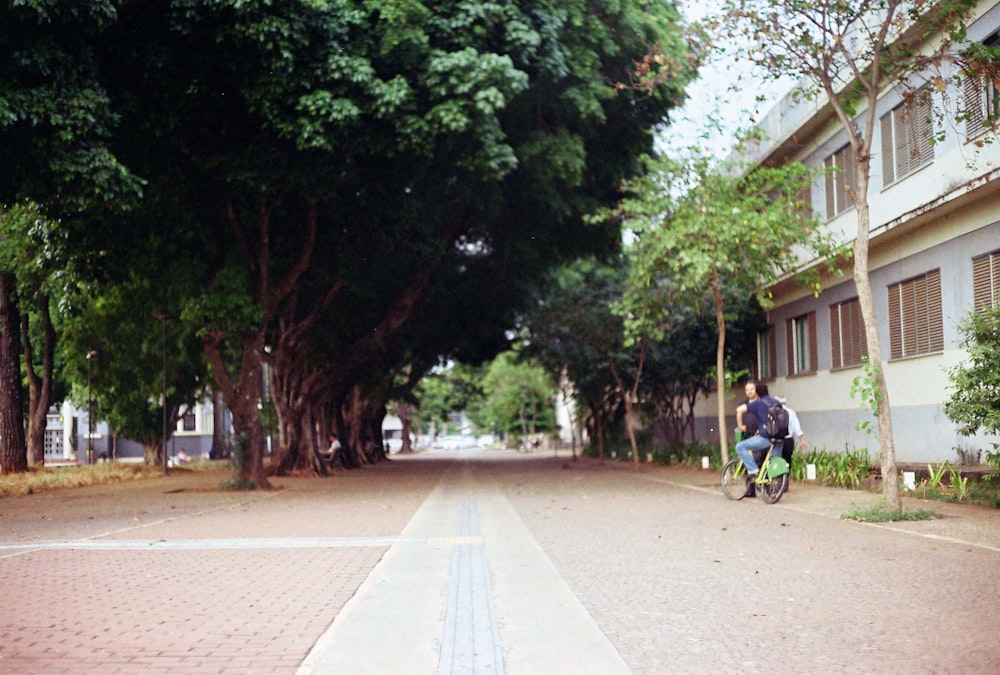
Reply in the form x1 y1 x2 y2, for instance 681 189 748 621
433 435 476 450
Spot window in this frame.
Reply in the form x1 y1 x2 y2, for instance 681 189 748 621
965 35 999 139
830 297 869 369
888 270 943 359
757 326 776 380
785 312 817 375
183 411 196 432
973 249 1000 313
880 89 933 187
824 144 856 219
964 73 999 138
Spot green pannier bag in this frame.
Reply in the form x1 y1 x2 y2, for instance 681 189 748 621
767 456 789 478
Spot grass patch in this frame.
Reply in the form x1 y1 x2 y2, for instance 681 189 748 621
842 501 938 522
0 460 224 499
219 477 257 490
0 463 165 498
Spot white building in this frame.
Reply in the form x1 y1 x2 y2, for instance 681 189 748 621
694 1 1000 463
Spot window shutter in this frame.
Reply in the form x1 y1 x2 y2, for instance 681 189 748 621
973 251 1000 312
847 298 868 366
913 93 934 169
965 74 987 138
768 326 777 378
888 270 943 359
785 318 794 376
824 156 836 218
893 107 909 180
830 305 843 369
883 94 933 186
901 276 918 355
888 285 903 359
808 312 818 372
880 114 895 186
910 96 934 168
926 270 943 353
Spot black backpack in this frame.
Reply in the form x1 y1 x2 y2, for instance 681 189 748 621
765 398 789 439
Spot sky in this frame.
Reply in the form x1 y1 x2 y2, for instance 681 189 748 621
658 1 795 159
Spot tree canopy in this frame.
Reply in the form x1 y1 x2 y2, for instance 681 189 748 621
613 148 836 463
0 0 696 476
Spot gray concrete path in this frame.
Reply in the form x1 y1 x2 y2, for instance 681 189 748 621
299 457 628 675
1 448 998 674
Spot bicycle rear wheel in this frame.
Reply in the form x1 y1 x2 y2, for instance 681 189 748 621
721 459 750 500
758 472 789 504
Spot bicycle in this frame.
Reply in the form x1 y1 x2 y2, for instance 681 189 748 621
721 440 790 504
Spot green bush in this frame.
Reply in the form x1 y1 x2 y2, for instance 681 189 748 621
794 446 872 489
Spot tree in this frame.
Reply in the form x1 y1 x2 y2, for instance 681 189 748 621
0 203 73 467
710 0 992 507
643 301 763 446
476 352 555 442
0 1 143 473
521 258 626 461
88 0 693 484
60 272 209 466
414 363 484 437
615 150 833 464
944 306 1000 437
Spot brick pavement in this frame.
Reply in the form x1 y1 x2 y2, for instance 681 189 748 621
1 450 997 674
0 461 439 674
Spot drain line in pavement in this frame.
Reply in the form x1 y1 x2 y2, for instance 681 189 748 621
439 494 505 675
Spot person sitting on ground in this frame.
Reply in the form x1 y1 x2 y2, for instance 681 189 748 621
734 380 780 479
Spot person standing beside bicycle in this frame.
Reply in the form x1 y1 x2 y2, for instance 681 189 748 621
734 380 779 480
776 396 806 486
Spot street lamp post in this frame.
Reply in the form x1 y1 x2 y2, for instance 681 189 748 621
153 309 174 475
86 350 100 464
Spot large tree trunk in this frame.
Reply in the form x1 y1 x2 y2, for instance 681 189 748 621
366 399 388 463
852 166 900 510
204 328 271 488
271 392 328 475
0 273 27 474
343 385 372 467
589 400 606 462
23 297 55 467
211 389 228 459
268 341 331 474
144 438 162 466
398 401 414 454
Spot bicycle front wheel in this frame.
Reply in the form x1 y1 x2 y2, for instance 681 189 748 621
758 472 789 504
721 459 750 500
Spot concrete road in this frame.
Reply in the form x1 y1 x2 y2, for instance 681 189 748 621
0 448 996 674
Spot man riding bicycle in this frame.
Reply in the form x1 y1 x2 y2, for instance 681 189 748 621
734 380 779 480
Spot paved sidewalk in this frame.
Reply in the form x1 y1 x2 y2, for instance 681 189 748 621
1 449 997 674
300 458 629 674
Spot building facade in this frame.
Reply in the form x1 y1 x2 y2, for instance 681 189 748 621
694 1 1000 463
